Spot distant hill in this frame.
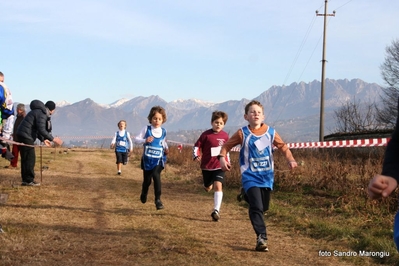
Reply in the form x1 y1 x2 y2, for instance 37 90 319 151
48 78 383 144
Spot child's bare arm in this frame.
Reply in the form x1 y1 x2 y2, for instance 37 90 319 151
218 129 242 171
273 132 297 169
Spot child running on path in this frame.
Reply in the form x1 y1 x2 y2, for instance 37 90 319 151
218 100 297 252
135 106 169 210
193 111 229 221
368 96 399 250
110 120 133 175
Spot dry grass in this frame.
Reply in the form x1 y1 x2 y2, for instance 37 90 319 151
0 146 392 265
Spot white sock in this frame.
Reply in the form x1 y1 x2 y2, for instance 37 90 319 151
214 191 223 212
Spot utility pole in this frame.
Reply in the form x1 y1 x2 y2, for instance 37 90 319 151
316 0 335 141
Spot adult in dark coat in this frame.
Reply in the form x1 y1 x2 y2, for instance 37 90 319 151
16 100 63 186
368 96 399 250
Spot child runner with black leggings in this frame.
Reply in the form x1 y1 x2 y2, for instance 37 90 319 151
135 106 169 210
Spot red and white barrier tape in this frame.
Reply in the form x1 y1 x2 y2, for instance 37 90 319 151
2 136 388 149
167 137 390 150
287 138 389 149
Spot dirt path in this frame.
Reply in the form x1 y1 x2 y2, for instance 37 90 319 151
0 149 377 265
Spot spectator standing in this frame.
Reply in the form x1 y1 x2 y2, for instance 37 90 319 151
16 100 62 186
5 103 26 168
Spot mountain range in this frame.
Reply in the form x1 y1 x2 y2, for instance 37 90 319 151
49 78 383 145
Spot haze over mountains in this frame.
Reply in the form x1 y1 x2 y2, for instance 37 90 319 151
50 78 383 144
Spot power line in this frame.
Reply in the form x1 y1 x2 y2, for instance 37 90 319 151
330 0 354 11
265 13 319 121
282 16 317 86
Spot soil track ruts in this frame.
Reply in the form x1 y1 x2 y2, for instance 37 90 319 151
0 149 379 265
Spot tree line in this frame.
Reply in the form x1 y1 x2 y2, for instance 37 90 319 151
334 39 399 133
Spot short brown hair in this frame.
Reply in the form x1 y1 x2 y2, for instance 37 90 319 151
147 106 167 123
244 100 264 114
211 111 228 124
118 120 127 127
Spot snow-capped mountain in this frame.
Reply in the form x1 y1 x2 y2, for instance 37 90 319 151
167 99 216 110
51 78 384 143
108 98 131 109
55 100 71 108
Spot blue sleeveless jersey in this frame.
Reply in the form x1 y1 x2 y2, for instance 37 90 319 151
115 131 129 153
142 125 167 170
239 126 275 192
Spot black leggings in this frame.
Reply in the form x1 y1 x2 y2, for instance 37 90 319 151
246 187 271 239
142 165 164 201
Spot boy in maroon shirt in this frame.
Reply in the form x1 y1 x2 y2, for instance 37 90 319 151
193 111 229 221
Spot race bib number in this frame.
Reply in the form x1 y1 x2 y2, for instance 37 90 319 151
211 146 222 157
144 146 163 158
254 136 270 152
249 156 271 172
118 141 126 146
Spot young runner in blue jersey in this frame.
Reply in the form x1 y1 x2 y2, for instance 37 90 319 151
110 120 133 175
218 100 297 252
135 106 169 210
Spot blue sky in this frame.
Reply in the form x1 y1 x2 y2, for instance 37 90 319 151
1 0 398 105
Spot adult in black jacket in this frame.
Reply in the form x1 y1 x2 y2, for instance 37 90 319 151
16 100 63 186
368 96 399 250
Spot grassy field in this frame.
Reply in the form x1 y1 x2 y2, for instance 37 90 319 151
0 145 397 265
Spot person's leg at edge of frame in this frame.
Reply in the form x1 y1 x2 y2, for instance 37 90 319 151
394 211 399 251
247 187 268 251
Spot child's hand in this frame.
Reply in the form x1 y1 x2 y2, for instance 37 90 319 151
368 174 398 199
288 160 298 170
194 156 201 162
146 136 154 143
219 157 231 171
164 149 169 155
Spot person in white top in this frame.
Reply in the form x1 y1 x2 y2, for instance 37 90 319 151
134 106 169 210
110 120 133 175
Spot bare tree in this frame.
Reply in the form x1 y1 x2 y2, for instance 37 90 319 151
334 98 381 133
378 39 399 127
